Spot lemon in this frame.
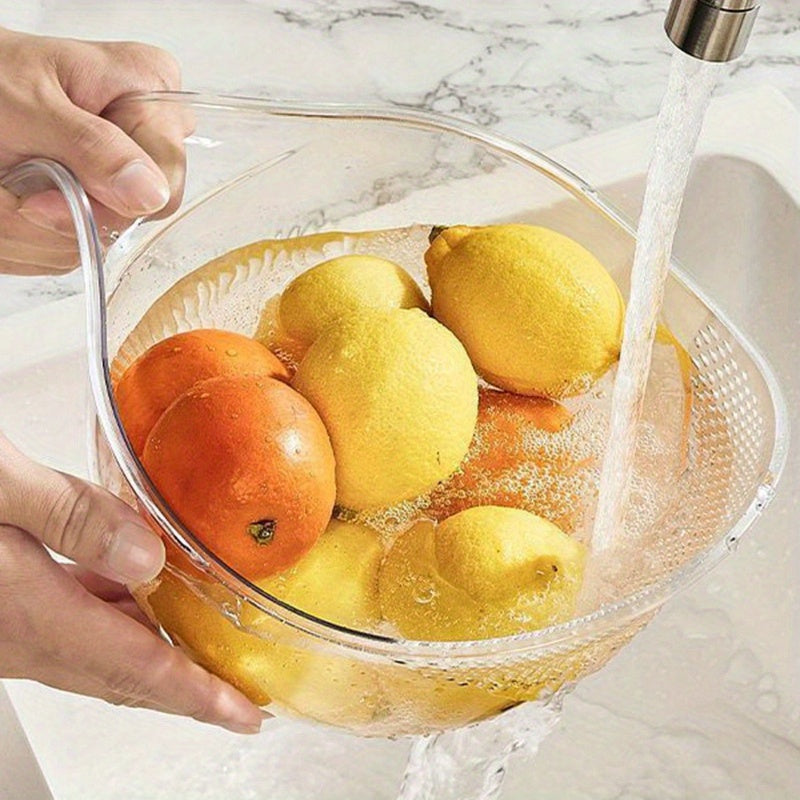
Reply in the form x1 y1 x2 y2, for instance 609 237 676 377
379 506 586 641
248 519 383 629
141 572 274 706
435 506 585 605
379 520 483 641
425 224 624 398
240 520 384 727
142 520 385 728
293 308 478 510
278 254 428 349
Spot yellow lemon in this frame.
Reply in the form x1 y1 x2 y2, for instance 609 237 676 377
239 520 385 727
249 518 383 629
293 308 478 510
278 254 428 349
379 520 483 641
379 506 586 641
140 572 274 706
142 520 386 728
425 224 624 397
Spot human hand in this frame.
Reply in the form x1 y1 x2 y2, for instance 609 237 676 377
0 432 263 734
0 27 191 275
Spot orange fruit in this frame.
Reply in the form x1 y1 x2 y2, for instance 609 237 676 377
142 375 335 579
115 329 289 455
428 388 588 531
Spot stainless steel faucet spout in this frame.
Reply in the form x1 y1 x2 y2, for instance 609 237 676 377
665 0 760 62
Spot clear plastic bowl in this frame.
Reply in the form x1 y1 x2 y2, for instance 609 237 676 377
4 92 786 737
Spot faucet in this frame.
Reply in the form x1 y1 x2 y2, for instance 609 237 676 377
665 0 759 61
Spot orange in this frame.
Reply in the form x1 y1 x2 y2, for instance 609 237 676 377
142 375 335 579
115 329 289 455
428 388 587 531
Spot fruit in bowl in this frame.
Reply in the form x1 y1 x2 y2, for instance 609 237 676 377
292 306 478 510
140 519 385 725
115 328 289 456
277 253 429 352
425 224 625 398
379 506 586 641
112 220 690 734
117 335 336 579
427 387 592 532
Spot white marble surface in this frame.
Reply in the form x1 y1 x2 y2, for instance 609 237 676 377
0 0 799 316
0 4 799 799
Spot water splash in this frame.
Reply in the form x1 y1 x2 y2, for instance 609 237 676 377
592 51 722 553
397 700 562 800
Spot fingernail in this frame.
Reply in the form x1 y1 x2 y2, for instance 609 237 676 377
111 161 170 215
18 205 77 238
104 522 165 583
208 684 264 734
222 720 262 735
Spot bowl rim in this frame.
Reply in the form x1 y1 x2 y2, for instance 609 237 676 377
90 90 790 664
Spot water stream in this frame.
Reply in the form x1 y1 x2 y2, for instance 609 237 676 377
592 50 721 553
397 49 724 799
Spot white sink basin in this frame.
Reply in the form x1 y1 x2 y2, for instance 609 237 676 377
0 86 797 799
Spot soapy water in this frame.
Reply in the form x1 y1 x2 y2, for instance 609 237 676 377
110 221 697 636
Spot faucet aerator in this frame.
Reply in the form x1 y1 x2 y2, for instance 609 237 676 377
665 0 760 62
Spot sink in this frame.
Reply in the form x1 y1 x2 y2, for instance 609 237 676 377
0 87 797 799
516 155 800 799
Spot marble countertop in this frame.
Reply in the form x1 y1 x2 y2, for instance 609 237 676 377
0 0 799 316
1 4 799 799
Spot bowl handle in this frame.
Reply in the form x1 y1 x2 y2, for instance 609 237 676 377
1 156 105 303
1 158 125 476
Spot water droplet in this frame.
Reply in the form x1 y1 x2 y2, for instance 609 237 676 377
226 348 238 357
414 583 437 605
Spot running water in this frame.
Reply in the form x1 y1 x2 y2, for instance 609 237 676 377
592 50 722 553
397 50 723 800
397 700 562 800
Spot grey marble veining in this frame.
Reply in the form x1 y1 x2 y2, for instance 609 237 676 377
0 0 799 318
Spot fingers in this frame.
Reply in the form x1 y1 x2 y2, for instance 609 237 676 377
64 563 137 601
103 97 193 221
18 188 132 247
0 184 79 274
14 94 192 250
62 563 155 626
0 34 188 272
52 40 185 220
37 101 171 218
0 433 164 584
0 525 263 734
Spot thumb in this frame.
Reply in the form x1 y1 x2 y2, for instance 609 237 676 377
35 96 170 218
0 435 165 584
